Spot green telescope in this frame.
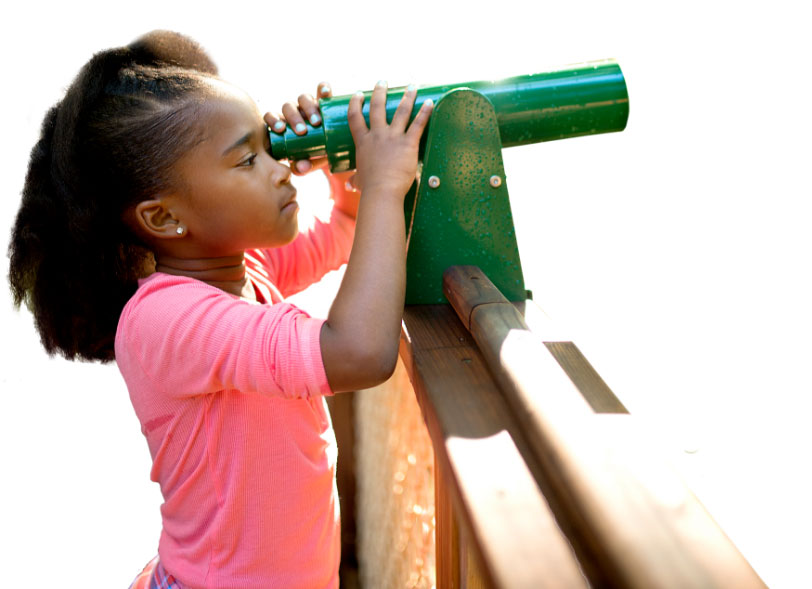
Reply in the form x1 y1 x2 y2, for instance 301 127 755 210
269 59 629 172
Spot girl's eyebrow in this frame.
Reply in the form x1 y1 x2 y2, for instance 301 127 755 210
222 130 255 156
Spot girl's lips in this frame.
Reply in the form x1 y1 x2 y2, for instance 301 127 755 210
281 190 298 213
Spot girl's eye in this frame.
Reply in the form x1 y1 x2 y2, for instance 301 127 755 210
239 154 257 167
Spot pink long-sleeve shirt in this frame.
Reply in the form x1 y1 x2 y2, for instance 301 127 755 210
115 209 355 589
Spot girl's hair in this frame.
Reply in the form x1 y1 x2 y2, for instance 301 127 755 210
8 31 219 362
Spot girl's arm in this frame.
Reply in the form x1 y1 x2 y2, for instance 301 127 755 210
320 83 432 392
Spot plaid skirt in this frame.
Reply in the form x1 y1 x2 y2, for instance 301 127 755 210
128 556 182 589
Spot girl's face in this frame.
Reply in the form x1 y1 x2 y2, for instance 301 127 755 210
166 83 299 257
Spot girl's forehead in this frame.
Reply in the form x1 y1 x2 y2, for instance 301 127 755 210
190 86 261 140
206 78 256 109
171 92 263 171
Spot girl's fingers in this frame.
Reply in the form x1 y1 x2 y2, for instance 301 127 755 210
264 111 287 134
369 80 388 128
406 98 434 140
390 84 417 131
317 81 332 99
291 155 329 176
348 81 432 143
308 155 330 171
347 92 367 142
297 93 322 127
272 82 330 136
292 159 312 175
282 101 308 135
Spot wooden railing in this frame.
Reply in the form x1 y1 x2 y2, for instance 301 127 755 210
386 266 766 588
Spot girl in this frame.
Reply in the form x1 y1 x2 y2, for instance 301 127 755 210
7 30 432 588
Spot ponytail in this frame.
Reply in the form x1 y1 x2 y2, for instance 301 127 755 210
8 31 218 362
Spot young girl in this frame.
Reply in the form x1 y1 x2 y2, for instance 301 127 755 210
7 30 432 589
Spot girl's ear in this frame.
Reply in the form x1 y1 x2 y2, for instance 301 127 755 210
134 199 184 239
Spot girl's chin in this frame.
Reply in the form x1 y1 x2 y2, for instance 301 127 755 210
257 226 299 250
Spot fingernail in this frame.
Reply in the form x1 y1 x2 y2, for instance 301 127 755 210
310 113 321 125
407 84 416 92
296 160 311 173
295 123 307 134
320 85 331 97
273 121 285 132
376 80 387 88
423 99 434 108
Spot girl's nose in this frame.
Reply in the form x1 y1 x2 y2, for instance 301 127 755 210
270 158 292 186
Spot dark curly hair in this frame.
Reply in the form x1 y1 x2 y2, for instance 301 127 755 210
8 31 220 362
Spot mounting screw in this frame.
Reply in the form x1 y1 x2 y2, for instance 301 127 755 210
428 175 441 188
489 175 502 188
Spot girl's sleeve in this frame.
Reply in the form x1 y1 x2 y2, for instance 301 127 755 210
115 276 332 399
253 205 355 298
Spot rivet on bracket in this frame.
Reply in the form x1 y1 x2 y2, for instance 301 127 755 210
489 175 502 188
428 175 441 188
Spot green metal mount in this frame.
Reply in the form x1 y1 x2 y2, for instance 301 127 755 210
266 61 630 305
404 88 525 304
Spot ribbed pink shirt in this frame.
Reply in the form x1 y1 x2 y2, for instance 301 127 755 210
115 209 355 589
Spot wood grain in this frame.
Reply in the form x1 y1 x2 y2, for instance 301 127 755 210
401 304 588 588
438 265 767 588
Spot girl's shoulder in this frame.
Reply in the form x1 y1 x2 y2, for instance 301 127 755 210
118 272 233 329
114 270 330 399
115 271 261 367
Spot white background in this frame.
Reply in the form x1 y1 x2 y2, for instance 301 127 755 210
1 1 809 587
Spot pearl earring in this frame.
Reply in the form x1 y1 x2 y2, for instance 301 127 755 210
176 226 185 235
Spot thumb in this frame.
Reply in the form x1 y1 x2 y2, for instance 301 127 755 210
292 155 329 176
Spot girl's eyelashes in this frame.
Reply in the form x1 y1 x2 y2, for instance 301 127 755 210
238 153 258 167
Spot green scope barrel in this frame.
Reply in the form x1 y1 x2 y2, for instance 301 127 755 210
269 59 629 173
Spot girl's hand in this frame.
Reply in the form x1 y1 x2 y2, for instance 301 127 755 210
264 82 332 175
348 82 433 198
320 82 432 393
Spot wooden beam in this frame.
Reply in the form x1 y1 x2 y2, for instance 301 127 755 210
441 265 767 588
400 305 588 588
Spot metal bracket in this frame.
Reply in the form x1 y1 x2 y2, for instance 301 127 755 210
405 88 526 304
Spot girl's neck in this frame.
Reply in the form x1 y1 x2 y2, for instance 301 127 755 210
154 253 255 300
